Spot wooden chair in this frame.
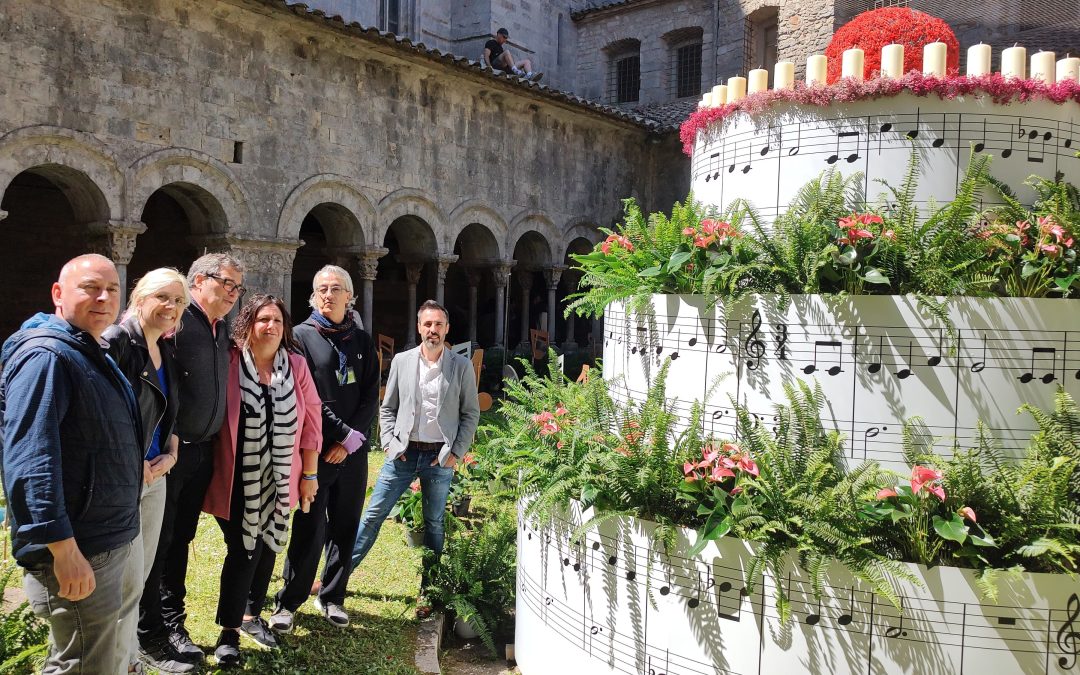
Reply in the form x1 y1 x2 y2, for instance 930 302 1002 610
529 328 549 367
576 363 590 383
471 348 493 412
376 333 395 400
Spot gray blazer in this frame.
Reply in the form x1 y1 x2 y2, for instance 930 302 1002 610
379 345 481 466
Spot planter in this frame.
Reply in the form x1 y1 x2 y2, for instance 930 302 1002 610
691 92 1079 227
454 616 480 640
515 500 1080 675
405 529 425 548
604 294 1080 470
451 495 472 517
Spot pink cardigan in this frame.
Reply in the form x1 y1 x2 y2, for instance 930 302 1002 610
203 348 323 520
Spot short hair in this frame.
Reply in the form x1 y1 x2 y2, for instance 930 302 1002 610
123 268 190 330
186 253 244 288
416 299 449 323
308 265 355 311
231 294 299 353
496 28 509 37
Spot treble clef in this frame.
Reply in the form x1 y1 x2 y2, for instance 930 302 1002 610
744 310 766 370
1058 592 1080 669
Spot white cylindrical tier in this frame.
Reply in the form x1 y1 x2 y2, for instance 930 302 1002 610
967 43 992 76
922 41 947 76
748 68 768 93
1059 56 1080 83
773 61 794 89
726 76 746 103
1031 51 1056 84
806 54 827 85
881 43 904 78
1002 45 1026 79
842 47 864 79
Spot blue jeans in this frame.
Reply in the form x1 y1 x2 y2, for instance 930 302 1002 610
350 447 454 572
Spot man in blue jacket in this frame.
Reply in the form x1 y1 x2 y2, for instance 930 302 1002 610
0 253 144 674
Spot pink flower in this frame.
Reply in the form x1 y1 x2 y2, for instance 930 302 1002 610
532 411 554 424
693 235 716 249
556 441 565 449
539 421 560 436
910 465 946 501
858 214 884 225
958 506 977 523
600 241 613 255
555 406 569 417
1040 243 1061 258
710 465 735 482
683 461 697 476
700 219 717 233
881 229 896 241
722 443 741 454
875 487 898 500
729 486 743 496
1016 220 1031 234
682 226 697 236
737 455 759 476
410 479 421 492
847 228 875 241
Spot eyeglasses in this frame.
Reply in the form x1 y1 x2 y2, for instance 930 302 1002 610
206 273 247 297
316 285 347 296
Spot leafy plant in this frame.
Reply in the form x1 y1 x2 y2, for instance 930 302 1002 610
0 560 48 673
390 480 425 533
424 508 517 656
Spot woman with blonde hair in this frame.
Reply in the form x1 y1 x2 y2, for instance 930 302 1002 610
104 267 191 673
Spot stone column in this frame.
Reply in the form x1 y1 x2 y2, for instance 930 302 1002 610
490 261 515 349
220 236 300 304
434 254 458 305
562 269 580 349
356 246 387 333
545 265 566 343
89 220 147 306
517 269 534 349
464 267 483 346
403 262 424 348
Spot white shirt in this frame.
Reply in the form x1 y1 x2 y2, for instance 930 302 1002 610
411 348 445 443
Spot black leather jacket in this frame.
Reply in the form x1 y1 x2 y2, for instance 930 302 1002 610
104 315 180 456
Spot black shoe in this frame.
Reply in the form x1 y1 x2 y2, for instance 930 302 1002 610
240 616 281 649
138 634 196 673
214 630 241 668
167 626 205 664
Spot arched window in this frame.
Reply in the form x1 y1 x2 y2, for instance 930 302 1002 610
604 38 641 104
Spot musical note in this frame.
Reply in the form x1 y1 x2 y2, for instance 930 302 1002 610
1002 118 1016 158
805 599 822 626
931 112 946 148
895 343 916 379
774 324 789 360
906 109 922 139
787 125 801 156
1018 346 1057 384
970 334 987 373
974 118 987 153
1057 592 1079 668
704 151 720 182
867 335 885 374
838 592 856 626
827 130 861 164
926 330 943 367
647 651 670 675
743 310 766 370
1025 126 1052 163
715 580 744 622
885 613 908 638
861 425 886 461
589 625 602 635
803 340 843 376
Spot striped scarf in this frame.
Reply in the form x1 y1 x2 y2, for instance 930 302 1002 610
237 348 298 555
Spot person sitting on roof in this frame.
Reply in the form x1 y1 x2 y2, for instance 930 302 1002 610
483 28 542 82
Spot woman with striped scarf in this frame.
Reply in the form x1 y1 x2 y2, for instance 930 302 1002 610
201 295 322 667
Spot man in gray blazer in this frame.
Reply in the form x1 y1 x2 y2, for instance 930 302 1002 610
349 299 480 616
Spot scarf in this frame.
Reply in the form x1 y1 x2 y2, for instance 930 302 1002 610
309 310 359 383
237 347 298 555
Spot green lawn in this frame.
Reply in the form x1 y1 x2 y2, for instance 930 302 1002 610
180 453 425 674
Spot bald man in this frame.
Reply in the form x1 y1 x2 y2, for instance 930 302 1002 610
1 254 144 674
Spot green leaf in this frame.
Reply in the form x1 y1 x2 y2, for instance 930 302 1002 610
668 251 692 271
1021 261 1041 279
969 532 997 548
638 266 663 277
836 247 858 266
933 515 969 543
862 267 891 285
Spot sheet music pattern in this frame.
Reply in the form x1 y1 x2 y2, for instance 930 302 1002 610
689 94 1079 227
602 295 1080 470
515 501 1080 675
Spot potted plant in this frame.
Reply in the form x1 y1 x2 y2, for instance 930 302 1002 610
425 508 517 656
448 453 478 517
390 480 425 547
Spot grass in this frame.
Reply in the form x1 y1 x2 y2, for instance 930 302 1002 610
179 452 425 674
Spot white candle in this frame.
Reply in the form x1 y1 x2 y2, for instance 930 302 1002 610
923 42 947 76
747 68 769 93
881 44 904 78
711 84 727 106
1031 51 1056 84
967 43 991 76
806 54 827 86
842 48 865 80
1058 56 1080 83
700 92 713 107
726 76 747 103
1001 45 1026 79
773 61 795 89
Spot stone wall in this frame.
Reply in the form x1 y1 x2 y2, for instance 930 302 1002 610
0 0 687 342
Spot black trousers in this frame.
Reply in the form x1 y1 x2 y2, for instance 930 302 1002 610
138 439 214 640
275 447 369 611
214 489 279 628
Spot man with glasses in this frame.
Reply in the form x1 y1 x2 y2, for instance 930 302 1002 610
137 253 246 670
269 265 379 632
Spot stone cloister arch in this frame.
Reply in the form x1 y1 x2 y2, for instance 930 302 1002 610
450 222 503 348
375 210 441 349
510 229 556 350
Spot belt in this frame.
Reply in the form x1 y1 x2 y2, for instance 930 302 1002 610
408 440 443 452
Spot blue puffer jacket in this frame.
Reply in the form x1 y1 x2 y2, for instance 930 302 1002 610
0 313 143 566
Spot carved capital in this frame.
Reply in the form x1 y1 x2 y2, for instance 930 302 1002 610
545 265 567 289
357 246 388 281
490 260 516 287
404 262 424 286
435 254 458 284
88 220 148 265
223 236 301 274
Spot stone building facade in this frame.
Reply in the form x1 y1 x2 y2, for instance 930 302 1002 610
0 0 687 352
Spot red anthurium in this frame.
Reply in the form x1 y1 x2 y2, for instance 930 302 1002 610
881 229 896 241
910 465 946 501
682 226 696 236
555 405 569 416
1040 243 1061 258
532 411 554 424
737 455 759 476
683 461 697 476
958 506 977 523
710 465 735 482
539 421 560 436
876 487 898 500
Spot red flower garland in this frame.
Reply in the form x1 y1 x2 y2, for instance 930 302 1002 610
824 8 959 83
679 73 1080 156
